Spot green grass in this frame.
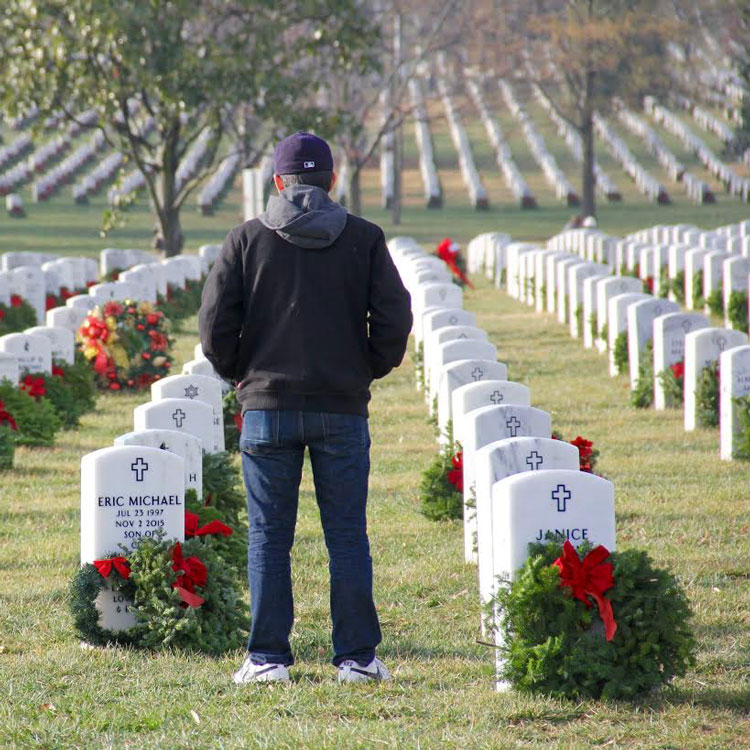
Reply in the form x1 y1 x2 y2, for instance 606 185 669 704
2 278 750 749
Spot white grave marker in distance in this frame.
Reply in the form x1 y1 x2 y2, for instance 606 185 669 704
428 339 497 407
436 359 509 445
66 295 96 312
492 469 616 690
582 274 610 350
684 327 746 431
0 331 52 374
607 292 651 376
11 265 45 324
25 325 75 365
595 276 644 353
114 428 203 495
626 298 680 390
720 345 750 460
474 437 580 611
0 352 19 384
424 326 489 405
133 397 216 454
46 305 88 335
0 271 9 306
181 357 232 395
80 445 185 631
459 404 552 563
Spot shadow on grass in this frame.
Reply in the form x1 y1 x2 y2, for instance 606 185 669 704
645 684 750 713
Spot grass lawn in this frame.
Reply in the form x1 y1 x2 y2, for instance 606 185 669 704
1 275 749 749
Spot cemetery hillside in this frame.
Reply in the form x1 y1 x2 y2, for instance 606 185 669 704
1 1 750 748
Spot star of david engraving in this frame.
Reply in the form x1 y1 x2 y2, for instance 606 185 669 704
505 416 521 437
471 367 484 381
551 484 571 512
490 390 504 404
525 451 543 470
184 384 199 399
131 457 149 482
172 408 186 428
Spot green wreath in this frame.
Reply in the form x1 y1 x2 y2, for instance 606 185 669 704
494 540 696 700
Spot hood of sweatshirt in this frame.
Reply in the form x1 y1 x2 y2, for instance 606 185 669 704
259 184 348 249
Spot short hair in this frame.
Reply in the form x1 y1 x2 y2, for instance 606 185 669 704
279 170 333 191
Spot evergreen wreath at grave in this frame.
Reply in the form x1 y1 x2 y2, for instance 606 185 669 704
53 352 97 415
667 270 685 305
201 451 246 524
222 389 242 453
0 399 19 469
20 370 85 429
730 395 750 460
575 304 583 338
413 342 424 391
77 300 174 391
631 340 654 409
0 294 37 336
156 280 203 323
706 285 723 317
658 361 684 407
419 438 464 521
613 331 628 375
695 361 720 428
692 269 705 309
728 290 748 334
69 536 249 653
0 379 61 446
493 539 696 700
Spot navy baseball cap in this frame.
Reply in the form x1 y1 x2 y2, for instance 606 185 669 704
273 131 334 175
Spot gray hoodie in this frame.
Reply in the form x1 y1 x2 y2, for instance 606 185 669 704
259 184 348 249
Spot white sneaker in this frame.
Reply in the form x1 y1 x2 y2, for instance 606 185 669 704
232 656 290 684
337 657 391 683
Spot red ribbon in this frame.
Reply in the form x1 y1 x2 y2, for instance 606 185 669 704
0 400 18 431
170 542 206 608
436 238 474 289
20 375 46 400
93 556 131 580
446 450 464 493
553 540 617 642
185 511 233 538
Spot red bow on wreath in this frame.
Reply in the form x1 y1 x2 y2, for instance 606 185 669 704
446 451 464 493
553 540 617 642
436 238 474 289
0 400 18 431
184 511 233 538
93 556 131 580
20 375 46 400
170 542 206 608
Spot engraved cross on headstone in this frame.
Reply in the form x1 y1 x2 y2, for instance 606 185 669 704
681 320 692 333
551 484 572 512
717 335 727 352
525 451 543 470
490 390 503 404
131 457 149 482
505 416 521 437
172 408 186 428
471 367 484 381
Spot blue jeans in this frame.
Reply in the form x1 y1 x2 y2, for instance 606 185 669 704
240 410 381 667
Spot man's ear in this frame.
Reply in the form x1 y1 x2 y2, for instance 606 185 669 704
273 174 284 193
329 170 337 193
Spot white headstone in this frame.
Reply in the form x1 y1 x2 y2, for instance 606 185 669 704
0 352 19 384
719 345 750 460
722 256 750 329
114 429 203 495
133 398 216 454
596 276 644 352
25 325 75 365
684 247 709 310
607 292 651 376
568 263 608 337
428 339 497 407
194 343 206 361
684 327 746 431
160 258 187 290
88 281 137 303
80 445 185 631
119 265 158 304
10 265 45 323
0 271 10 306
460 404 551 563
67 295 96 312
582 273 610 349
653 312 710 410
626 298 680 390
151 374 224 452
0 331 52 374
46 305 87 335
424 326 489 403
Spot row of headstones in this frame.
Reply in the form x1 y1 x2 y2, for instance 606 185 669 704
466 78 536 208
616 107 713 205
592 112 669 203
531 82 621 202
436 58 489 209
389 235 616 690
498 79 579 205
198 151 240 214
488 221 750 461
645 97 750 202
408 78 443 208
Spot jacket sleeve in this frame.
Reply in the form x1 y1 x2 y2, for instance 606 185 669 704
198 229 245 381
367 231 413 379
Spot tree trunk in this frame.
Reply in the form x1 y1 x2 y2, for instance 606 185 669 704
581 70 596 220
155 205 184 258
347 167 362 216
153 129 184 257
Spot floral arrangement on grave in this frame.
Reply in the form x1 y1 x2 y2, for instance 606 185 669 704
69 535 249 652
420 434 464 521
77 300 174 391
435 238 474 289
695 360 720 428
0 399 18 470
553 432 600 474
493 539 696 700
631 341 654 409
0 294 37 336
658 360 684 408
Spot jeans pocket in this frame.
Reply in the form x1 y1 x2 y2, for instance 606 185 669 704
322 413 369 455
240 410 278 454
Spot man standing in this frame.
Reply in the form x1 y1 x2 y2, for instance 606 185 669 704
199 132 412 684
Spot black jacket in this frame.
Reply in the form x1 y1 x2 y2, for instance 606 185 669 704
198 187 412 417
